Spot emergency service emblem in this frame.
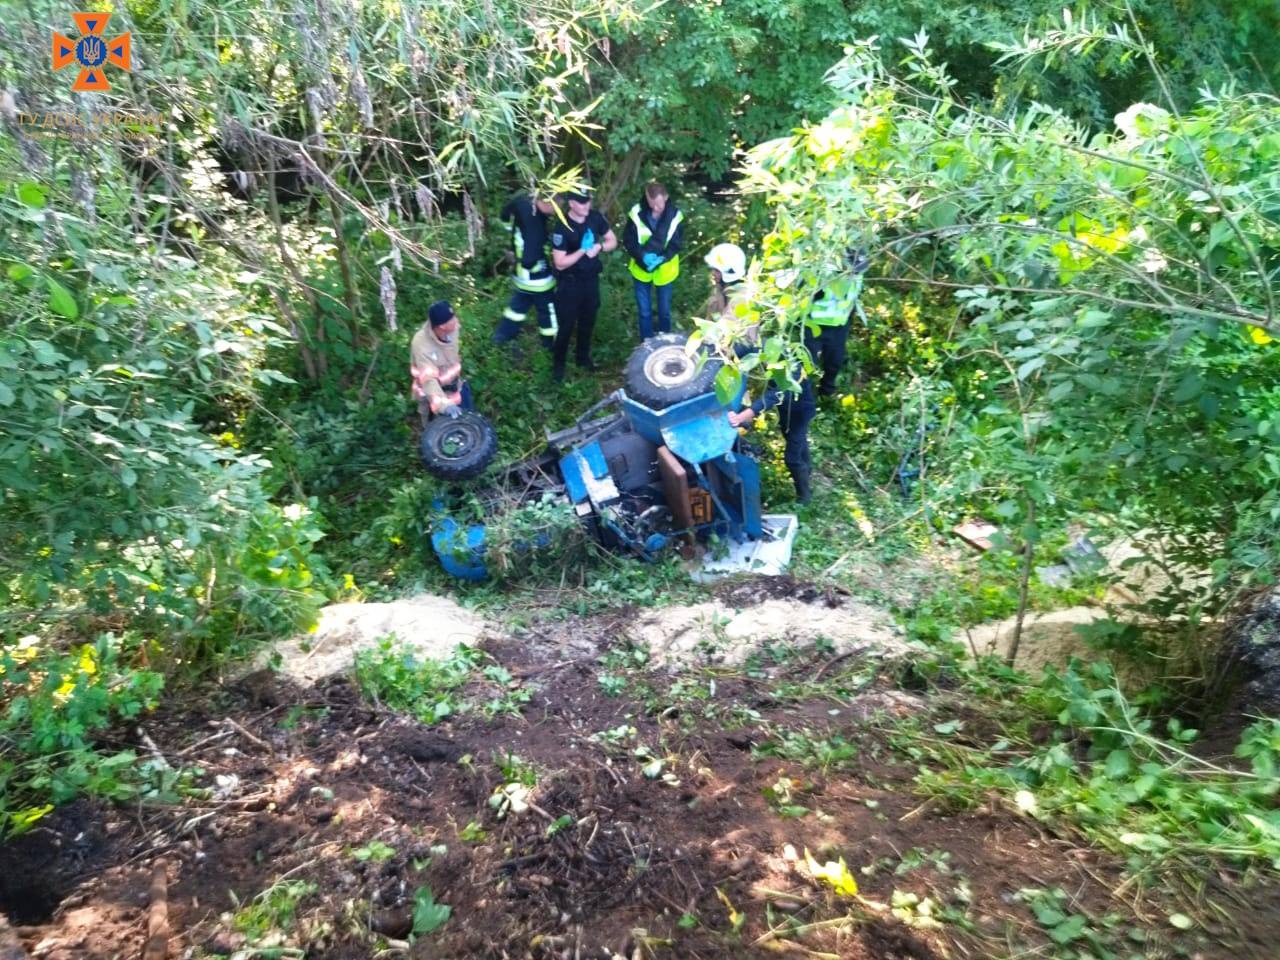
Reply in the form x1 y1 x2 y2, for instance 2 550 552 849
52 13 131 93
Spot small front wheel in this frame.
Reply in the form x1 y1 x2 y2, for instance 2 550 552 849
419 411 499 481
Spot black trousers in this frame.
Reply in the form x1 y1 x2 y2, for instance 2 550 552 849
552 278 601 367
779 394 817 479
812 322 852 394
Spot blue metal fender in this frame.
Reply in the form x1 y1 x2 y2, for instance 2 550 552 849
431 517 489 581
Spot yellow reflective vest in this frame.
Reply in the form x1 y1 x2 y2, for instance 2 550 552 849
809 276 861 326
627 204 683 286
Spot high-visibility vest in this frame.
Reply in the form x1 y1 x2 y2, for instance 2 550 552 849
506 219 555 293
627 204 683 285
808 276 861 326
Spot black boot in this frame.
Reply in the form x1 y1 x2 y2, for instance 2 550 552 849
792 467 812 504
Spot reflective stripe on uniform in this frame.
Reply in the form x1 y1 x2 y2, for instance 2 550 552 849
503 306 527 322
512 219 556 290
540 301 558 337
627 205 683 285
514 261 555 293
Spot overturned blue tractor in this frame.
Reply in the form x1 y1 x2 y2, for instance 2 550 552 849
421 334 792 580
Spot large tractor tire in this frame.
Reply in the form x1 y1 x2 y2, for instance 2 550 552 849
419 411 499 481
623 333 721 410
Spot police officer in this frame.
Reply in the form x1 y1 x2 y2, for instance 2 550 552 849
549 187 617 382
411 301 472 426
493 191 557 348
623 182 685 339
806 247 870 397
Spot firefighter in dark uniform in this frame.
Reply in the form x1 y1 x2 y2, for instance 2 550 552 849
549 188 617 382
492 192 557 348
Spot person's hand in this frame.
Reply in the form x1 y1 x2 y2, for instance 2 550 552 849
727 409 755 428
585 244 601 259
441 402 462 419
642 252 661 271
580 228 595 250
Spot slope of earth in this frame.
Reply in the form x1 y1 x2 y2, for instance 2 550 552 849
2 581 1273 960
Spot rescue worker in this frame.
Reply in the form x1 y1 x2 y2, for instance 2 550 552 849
410 301 472 427
703 242 759 347
623 182 685 339
493 191 557 348
806 247 870 396
707 241 815 503
728 370 818 504
549 187 617 382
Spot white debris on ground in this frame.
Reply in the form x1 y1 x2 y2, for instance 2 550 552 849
624 597 913 670
263 595 488 686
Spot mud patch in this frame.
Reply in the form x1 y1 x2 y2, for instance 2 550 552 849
0 800 122 926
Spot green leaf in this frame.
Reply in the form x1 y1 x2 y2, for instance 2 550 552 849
6 262 34 282
1168 912 1194 930
0 382 13 406
1048 914 1088 944
714 366 742 406
411 885 451 935
46 277 79 319
119 466 137 488
1032 903 1067 927
1016 356 1045 380
17 182 47 208
1132 773 1159 799
1103 748 1132 779
1172 373 1202 403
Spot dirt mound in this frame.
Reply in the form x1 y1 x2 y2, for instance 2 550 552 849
625 596 910 668
262 594 488 685
964 606 1109 669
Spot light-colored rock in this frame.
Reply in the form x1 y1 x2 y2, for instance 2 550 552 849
624 598 910 669
265 596 488 685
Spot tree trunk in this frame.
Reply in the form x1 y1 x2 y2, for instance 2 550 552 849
328 193 362 341
1007 498 1037 666
598 146 647 218
267 161 326 379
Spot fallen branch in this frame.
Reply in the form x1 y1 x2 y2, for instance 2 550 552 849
224 718 275 756
141 859 169 960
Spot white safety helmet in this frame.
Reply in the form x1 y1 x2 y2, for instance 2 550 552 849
704 242 746 283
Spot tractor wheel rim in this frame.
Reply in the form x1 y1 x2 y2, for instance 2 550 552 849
438 425 475 458
643 344 695 387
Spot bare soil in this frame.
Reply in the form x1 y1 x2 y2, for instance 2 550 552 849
2 584 1275 960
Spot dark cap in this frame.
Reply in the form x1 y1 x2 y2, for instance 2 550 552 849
428 300 455 327
564 186 593 203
